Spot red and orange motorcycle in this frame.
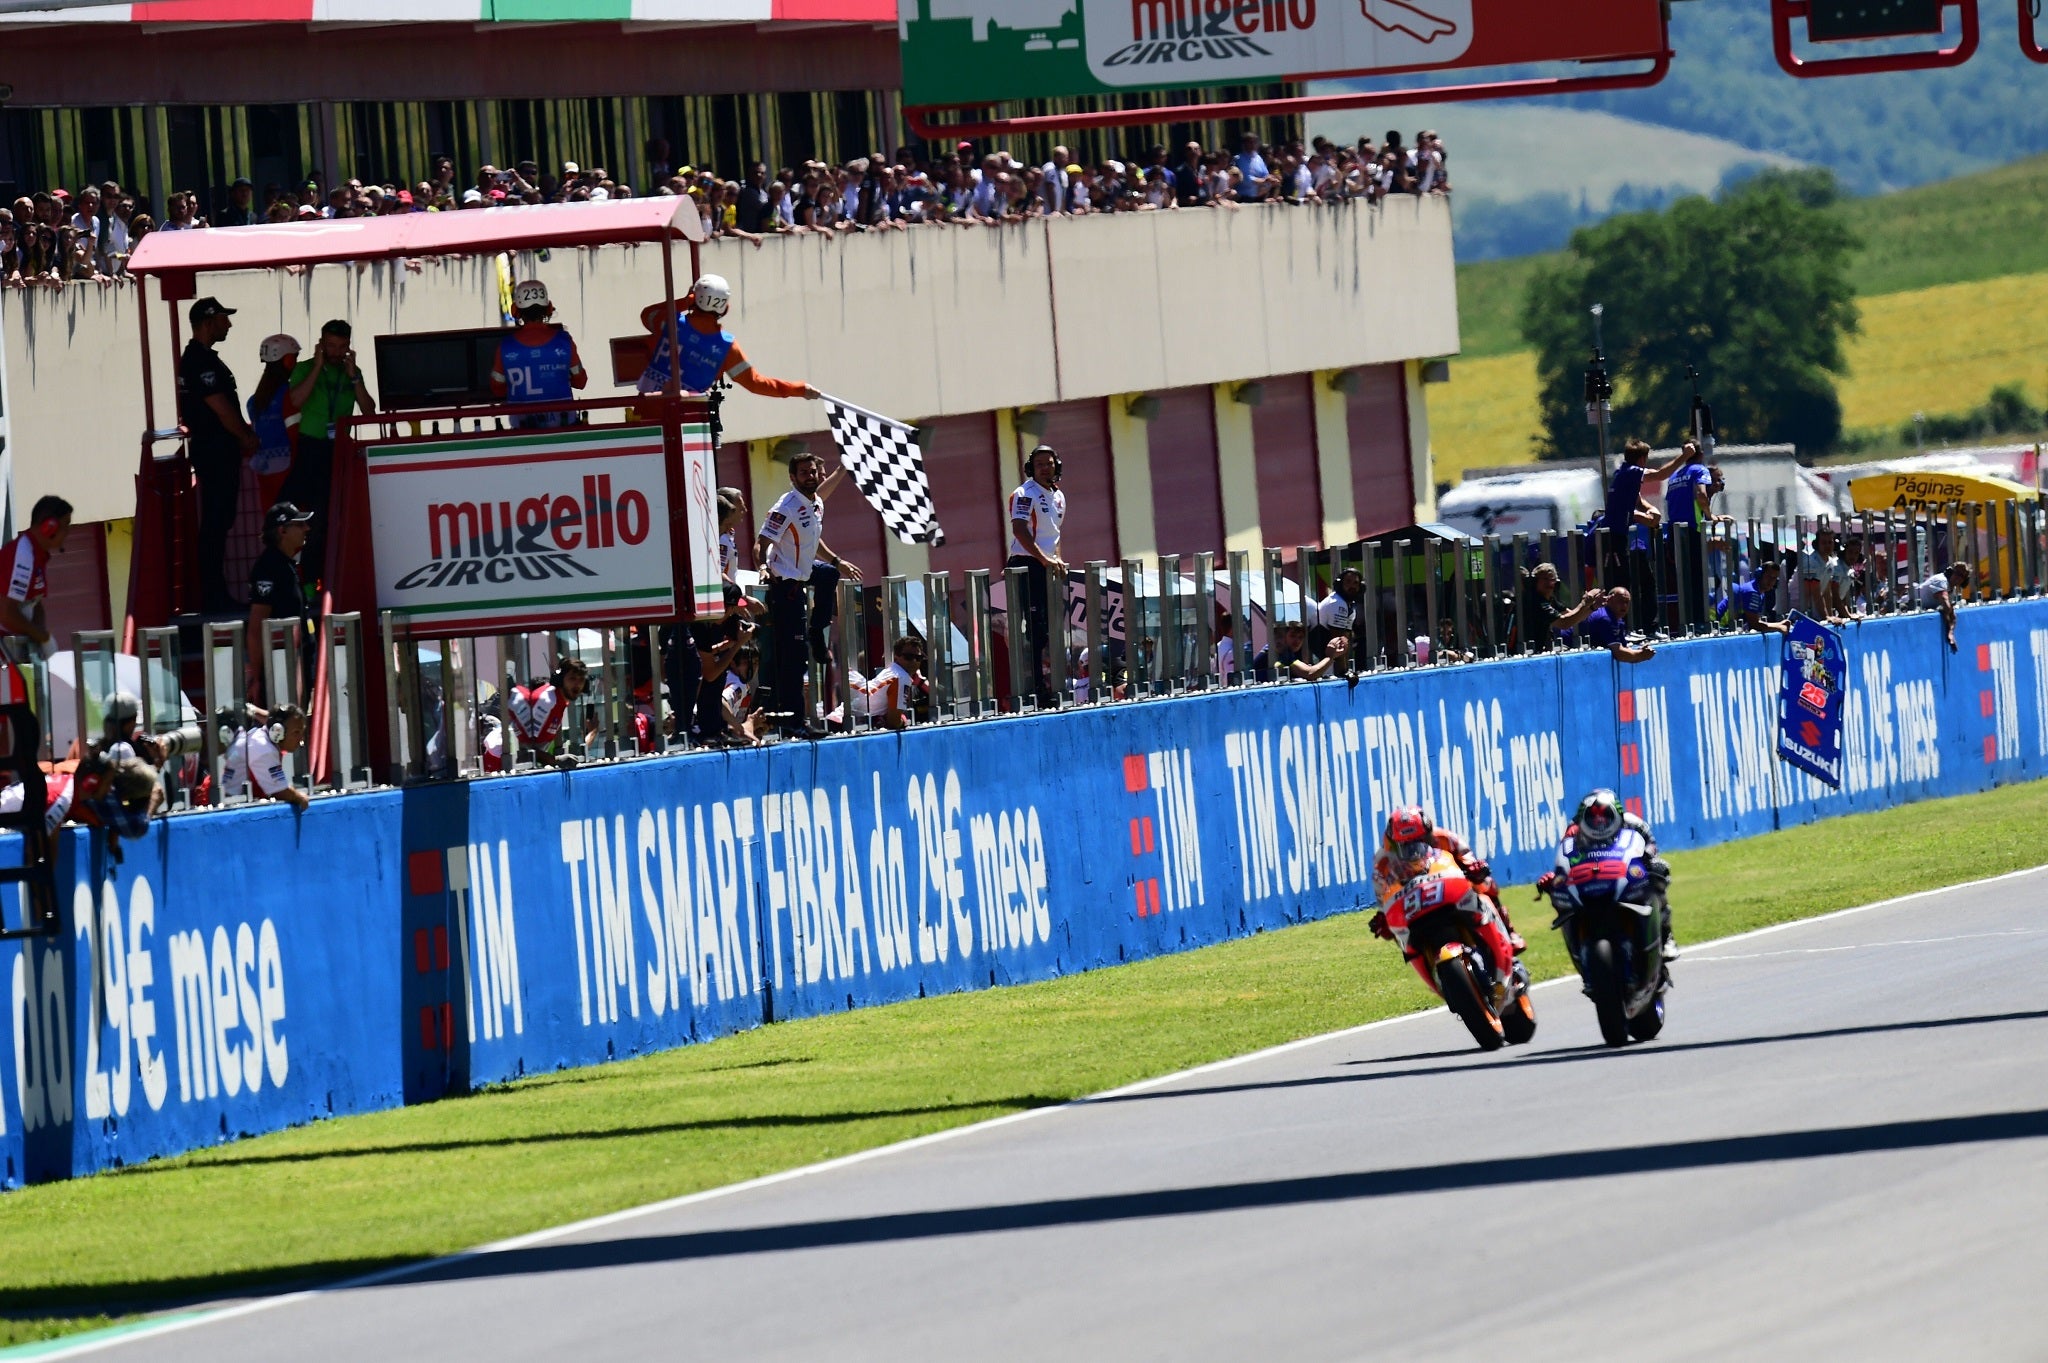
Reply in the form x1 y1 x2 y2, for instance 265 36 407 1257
1377 848 1537 1051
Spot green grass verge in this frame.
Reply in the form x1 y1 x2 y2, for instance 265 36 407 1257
6 777 2048 1346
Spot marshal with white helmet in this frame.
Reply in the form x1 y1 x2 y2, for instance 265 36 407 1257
635 272 818 401
490 278 588 430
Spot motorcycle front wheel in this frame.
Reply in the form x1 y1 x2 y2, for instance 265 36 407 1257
1437 955 1506 1052
1500 991 1538 1045
1627 990 1666 1041
1584 937 1630 1048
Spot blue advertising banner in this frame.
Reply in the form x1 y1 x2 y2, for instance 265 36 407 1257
1778 614 1848 788
4 598 2048 1185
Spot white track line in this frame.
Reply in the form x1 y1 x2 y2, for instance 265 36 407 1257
23 860 2048 1361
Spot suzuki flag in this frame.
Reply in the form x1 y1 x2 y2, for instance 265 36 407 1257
1778 613 1847 788
365 425 678 633
821 395 946 547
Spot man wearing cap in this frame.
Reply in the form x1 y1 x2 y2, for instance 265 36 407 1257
491 281 587 429
179 298 261 612
219 176 259 227
636 273 819 402
246 502 316 705
285 319 375 578
1007 445 1066 703
247 333 301 507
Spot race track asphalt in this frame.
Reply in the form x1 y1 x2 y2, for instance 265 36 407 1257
96 870 2048 1363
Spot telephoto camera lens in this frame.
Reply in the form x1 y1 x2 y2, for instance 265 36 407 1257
152 724 205 758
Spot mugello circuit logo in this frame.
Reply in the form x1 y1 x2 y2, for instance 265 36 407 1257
1093 0 1469 74
392 474 653 591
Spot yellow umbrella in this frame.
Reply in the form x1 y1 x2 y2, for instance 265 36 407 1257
1847 470 2040 512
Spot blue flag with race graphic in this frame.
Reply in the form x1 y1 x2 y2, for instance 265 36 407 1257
1778 612 1847 788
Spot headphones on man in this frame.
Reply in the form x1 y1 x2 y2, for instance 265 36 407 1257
1026 444 1062 485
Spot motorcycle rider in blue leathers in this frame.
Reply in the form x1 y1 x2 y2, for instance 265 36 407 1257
1538 789 1678 959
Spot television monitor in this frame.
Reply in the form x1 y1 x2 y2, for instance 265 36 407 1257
373 328 510 412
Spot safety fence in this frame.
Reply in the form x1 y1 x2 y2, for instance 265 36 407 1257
34 500 2041 802
6 595 2048 1186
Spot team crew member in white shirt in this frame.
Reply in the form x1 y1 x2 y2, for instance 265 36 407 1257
508 657 589 765
221 703 309 810
858 635 927 731
0 496 71 864
1007 445 1066 703
756 452 861 734
1311 566 1364 665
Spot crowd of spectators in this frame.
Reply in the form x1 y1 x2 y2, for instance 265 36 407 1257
0 127 1451 285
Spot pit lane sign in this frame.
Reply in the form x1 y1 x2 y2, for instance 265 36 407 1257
900 0 1668 106
366 425 680 633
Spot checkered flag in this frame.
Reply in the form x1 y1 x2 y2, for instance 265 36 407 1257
821 395 946 547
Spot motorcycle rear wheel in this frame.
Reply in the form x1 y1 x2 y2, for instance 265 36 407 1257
1585 938 1630 1048
1500 991 1538 1045
1437 956 1506 1052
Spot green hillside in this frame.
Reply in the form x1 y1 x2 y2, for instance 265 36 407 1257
1455 152 2048 358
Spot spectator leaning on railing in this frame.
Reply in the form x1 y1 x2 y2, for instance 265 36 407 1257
220 703 309 810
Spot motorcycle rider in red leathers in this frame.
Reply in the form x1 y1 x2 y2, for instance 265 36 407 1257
1369 806 1526 991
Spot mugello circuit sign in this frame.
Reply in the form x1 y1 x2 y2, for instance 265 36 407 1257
899 0 1667 106
366 425 677 633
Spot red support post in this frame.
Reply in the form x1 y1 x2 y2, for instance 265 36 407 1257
1771 0 1979 76
2022 0 2048 61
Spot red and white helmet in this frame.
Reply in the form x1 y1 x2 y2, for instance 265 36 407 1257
1385 806 1434 869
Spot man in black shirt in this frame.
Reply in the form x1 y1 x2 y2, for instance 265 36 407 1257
735 162 772 234
1173 141 1208 207
177 296 259 612
1518 562 1603 652
245 502 314 704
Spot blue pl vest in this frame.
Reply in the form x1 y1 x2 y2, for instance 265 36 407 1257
646 316 736 393
499 327 578 428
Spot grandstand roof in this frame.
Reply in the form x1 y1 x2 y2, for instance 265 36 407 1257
127 197 706 279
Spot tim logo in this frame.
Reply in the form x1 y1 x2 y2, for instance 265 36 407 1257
1122 750 1204 918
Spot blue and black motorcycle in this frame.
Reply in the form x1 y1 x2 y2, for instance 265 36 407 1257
1543 823 1671 1047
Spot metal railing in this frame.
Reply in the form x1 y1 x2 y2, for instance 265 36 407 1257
70 502 2047 809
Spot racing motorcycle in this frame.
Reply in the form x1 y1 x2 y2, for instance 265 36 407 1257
1544 826 1670 1047
1387 852 1536 1052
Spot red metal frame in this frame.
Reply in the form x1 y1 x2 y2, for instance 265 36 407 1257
1771 0 1979 76
2023 0 2048 61
907 50 1671 140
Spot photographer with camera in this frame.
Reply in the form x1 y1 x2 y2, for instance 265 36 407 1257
220 702 309 810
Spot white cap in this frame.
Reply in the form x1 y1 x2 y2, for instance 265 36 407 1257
562 160 581 175
511 279 550 311
461 188 484 204
258 333 301 364
692 273 731 317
